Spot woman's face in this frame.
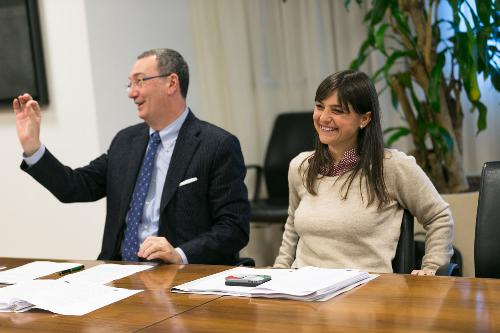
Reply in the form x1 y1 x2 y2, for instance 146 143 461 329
313 91 371 159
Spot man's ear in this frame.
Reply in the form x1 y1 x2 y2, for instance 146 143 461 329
166 73 179 96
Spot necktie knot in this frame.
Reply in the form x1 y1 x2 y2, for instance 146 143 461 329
150 131 161 145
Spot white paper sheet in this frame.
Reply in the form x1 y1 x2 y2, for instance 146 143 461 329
0 261 83 284
172 266 377 301
251 266 371 296
0 279 141 315
58 263 153 285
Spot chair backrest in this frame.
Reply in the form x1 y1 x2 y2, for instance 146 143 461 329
474 161 500 278
264 112 315 200
392 209 415 274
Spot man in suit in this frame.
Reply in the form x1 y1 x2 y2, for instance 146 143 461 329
13 48 250 265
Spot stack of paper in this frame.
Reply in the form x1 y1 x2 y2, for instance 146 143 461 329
172 266 377 301
0 280 141 315
0 262 153 315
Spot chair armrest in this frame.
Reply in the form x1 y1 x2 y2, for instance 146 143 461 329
435 263 461 276
237 257 256 267
246 164 263 202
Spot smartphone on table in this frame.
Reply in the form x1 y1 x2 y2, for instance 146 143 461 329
224 274 271 287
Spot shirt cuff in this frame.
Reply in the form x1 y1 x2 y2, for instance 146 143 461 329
175 247 189 264
23 144 46 166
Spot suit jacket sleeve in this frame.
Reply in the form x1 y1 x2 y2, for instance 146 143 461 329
20 148 107 203
177 134 250 264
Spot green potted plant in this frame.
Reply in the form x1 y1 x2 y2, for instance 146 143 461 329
345 0 499 193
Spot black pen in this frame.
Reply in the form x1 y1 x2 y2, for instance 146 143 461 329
58 264 85 276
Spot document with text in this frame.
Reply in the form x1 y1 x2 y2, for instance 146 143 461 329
172 266 377 301
0 261 83 284
58 263 153 284
0 279 141 315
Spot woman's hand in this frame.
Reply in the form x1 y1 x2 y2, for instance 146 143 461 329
411 269 435 276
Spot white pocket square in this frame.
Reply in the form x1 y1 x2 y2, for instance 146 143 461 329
179 177 198 187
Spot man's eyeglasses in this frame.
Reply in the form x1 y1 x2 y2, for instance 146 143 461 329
127 73 172 90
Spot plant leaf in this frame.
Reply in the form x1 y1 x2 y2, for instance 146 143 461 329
409 88 423 117
472 100 488 134
389 83 399 110
371 0 390 25
350 36 374 69
389 1 412 42
491 68 500 91
383 126 411 147
428 52 446 113
475 0 492 26
456 17 481 102
438 127 454 154
476 27 492 75
363 8 373 22
423 122 450 154
375 24 390 55
467 68 481 101
398 72 412 87
372 50 417 81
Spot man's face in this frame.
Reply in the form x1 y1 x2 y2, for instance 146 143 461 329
127 56 170 125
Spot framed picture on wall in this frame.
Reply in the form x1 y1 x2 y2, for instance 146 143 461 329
0 0 49 106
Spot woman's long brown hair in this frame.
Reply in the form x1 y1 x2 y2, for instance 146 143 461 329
302 70 390 208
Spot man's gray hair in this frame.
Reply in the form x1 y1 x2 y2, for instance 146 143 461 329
138 48 189 99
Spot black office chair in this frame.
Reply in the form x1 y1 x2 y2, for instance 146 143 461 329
393 209 460 276
474 161 500 278
237 257 256 267
392 209 415 274
247 112 315 223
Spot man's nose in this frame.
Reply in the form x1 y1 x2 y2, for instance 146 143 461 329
128 86 138 99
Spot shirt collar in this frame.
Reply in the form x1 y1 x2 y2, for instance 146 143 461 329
319 148 360 177
149 106 189 146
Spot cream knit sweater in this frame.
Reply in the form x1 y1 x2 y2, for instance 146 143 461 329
273 149 454 273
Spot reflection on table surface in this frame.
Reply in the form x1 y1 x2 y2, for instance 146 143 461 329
1 257 499 333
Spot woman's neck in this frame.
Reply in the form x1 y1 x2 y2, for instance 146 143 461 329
329 145 355 164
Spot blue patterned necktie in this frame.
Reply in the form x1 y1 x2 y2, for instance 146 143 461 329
122 131 162 261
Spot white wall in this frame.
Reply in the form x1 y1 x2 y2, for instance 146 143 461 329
0 0 199 260
0 0 104 260
84 0 201 151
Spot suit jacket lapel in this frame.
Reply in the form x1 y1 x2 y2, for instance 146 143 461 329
160 111 201 213
118 125 149 224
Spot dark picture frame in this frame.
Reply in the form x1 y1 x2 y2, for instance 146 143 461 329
0 0 49 106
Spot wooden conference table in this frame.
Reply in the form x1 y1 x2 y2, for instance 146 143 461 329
0 258 499 333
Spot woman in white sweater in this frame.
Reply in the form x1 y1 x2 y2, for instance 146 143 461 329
273 70 454 275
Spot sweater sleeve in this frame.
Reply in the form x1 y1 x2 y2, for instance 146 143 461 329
273 154 305 268
386 150 454 272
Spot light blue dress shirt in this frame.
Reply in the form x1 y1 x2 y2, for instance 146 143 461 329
24 107 190 263
132 108 189 263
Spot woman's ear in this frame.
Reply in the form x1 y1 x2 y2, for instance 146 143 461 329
360 111 372 128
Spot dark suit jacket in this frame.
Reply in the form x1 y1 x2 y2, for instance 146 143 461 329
22 111 250 265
